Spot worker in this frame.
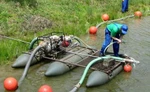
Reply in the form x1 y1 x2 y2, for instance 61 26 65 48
100 23 128 56
122 0 129 13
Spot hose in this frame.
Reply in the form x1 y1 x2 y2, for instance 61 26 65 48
103 42 117 55
70 56 125 92
29 37 38 50
78 57 104 84
18 45 43 86
73 36 93 49
69 57 103 92
103 41 126 55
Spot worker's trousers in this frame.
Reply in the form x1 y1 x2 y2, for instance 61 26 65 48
122 0 129 13
100 28 120 56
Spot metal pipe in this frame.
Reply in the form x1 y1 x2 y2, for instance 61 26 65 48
66 51 99 58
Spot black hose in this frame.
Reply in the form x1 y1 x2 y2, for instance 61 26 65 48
18 45 43 86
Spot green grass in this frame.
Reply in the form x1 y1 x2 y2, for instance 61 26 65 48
0 0 150 64
0 39 28 64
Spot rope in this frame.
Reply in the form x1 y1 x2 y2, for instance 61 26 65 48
0 34 30 44
96 15 134 29
96 9 150 29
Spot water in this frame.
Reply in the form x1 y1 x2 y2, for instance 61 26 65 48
0 16 150 92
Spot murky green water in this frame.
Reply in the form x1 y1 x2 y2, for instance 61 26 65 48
0 16 150 92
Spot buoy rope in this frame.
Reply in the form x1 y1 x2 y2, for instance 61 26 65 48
96 14 134 29
95 9 150 29
0 34 30 44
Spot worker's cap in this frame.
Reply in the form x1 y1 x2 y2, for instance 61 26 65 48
121 24 128 35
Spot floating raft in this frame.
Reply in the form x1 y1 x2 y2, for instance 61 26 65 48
44 46 95 76
10 32 139 92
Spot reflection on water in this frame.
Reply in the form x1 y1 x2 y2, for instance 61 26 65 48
0 16 150 92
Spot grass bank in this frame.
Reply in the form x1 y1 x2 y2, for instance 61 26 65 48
0 0 150 64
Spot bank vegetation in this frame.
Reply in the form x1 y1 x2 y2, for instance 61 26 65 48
0 0 150 64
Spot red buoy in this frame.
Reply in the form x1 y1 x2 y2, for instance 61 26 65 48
89 26 97 34
38 85 53 92
3 77 18 91
124 64 132 72
101 14 109 21
134 11 142 18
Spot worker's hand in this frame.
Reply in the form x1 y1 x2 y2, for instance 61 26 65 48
112 37 122 43
117 39 122 43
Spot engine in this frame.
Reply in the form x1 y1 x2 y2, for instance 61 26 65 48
38 34 75 58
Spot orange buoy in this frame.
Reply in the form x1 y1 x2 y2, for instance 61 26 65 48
124 64 132 72
3 77 18 91
89 26 97 34
38 85 53 92
134 11 142 18
101 14 109 21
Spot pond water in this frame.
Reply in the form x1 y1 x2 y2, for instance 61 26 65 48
0 16 150 92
